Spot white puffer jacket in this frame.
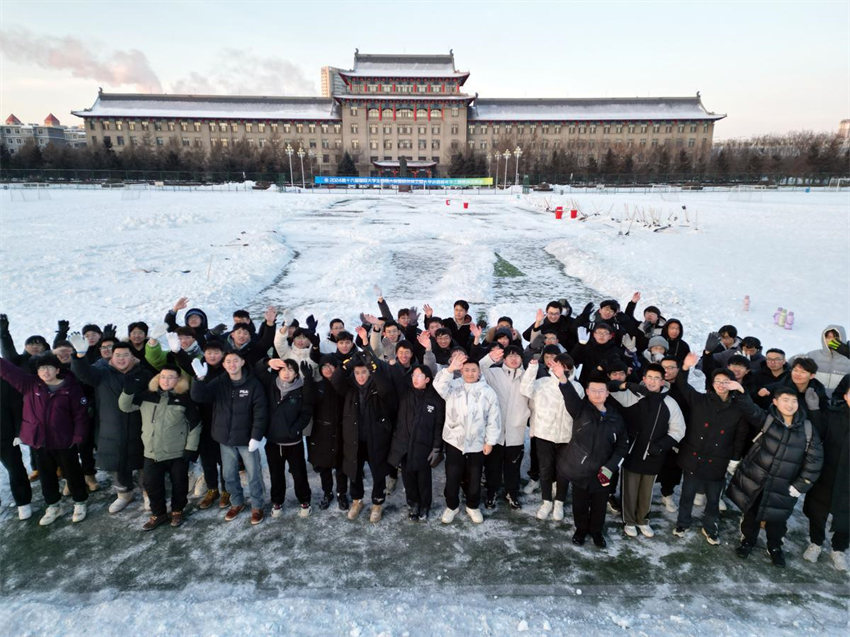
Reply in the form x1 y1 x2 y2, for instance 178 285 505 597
480 355 531 446
520 364 583 444
434 369 502 453
273 330 320 381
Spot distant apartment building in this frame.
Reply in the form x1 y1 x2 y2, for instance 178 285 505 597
2 113 87 154
72 51 725 177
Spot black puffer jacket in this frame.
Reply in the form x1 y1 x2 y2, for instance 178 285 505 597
387 384 444 471
803 399 849 534
190 371 268 447
727 406 823 522
674 371 763 481
660 319 690 365
307 378 345 469
558 381 628 492
570 338 630 387
257 366 313 445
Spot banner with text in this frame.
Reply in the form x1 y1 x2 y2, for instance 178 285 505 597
314 176 494 187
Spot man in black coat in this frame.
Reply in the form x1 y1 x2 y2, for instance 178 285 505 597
672 352 762 545
522 301 576 352
752 348 790 408
570 322 631 387
308 355 348 510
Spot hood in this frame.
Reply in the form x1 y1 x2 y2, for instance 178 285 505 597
147 373 190 395
661 319 684 342
821 325 846 352
185 308 209 331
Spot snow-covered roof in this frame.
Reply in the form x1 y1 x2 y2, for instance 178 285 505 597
469 97 725 122
340 53 469 81
72 93 341 121
334 94 473 103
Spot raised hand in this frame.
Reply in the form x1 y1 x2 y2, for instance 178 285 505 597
173 297 189 312
282 308 294 325
704 332 721 353
621 334 637 353
268 358 286 371
355 325 368 344
305 314 318 333
372 284 382 299
448 350 467 372
264 306 277 326
300 360 312 378
0 314 8 332
408 306 420 325
57 319 70 334
470 322 482 341
362 313 380 326
68 331 87 353
631 291 641 303
191 358 208 379
417 331 432 351
535 308 545 326
577 326 590 345
166 332 181 353
423 303 433 318
683 351 699 371
149 322 168 340
550 360 566 381
489 347 504 364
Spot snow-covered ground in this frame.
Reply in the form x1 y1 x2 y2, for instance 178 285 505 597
0 186 848 635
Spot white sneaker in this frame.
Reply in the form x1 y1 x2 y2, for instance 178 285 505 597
466 506 483 524
108 491 135 514
385 477 398 496
552 501 565 521
536 500 553 520
802 543 822 563
718 498 727 512
831 550 848 572
661 495 678 513
17 504 32 520
638 524 655 538
299 504 312 519
271 504 283 519
624 524 638 537
523 479 540 495
193 475 207 497
72 503 87 523
441 506 459 524
39 503 62 526
142 490 151 511
694 493 706 507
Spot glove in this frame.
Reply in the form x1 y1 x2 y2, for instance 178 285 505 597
408 306 420 325
427 448 444 468
102 323 117 339
789 485 801 498
191 359 208 379
577 326 590 345
305 314 318 333
622 334 637 353
0 313 8 332
597 466 613 488
726 459 740 476
149 322 168 340
373 284 382 297
606 380 625 393
827 338 843 351
299 360 312 378
210 323 227 336
579 302 594 319
122 373 144 395
805 387 820 412
166 332 181 353
248 438 264 453
183 449 200 463
12 437 21 447
704 331 721 353
282 309 294 325
68 331 87 354
57 319 70 334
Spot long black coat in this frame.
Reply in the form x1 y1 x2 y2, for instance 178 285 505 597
307 378 345 469
674 372 763 481
727 407 823 522
803 402 849 533
387 385 444 471
558 382 628 492
616 387 684 475
71 356 152 473
570 338 630 387
190 372 268 447
257 367 313 445
330 367 398 481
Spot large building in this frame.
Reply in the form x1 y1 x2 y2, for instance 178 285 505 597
72 51 725 177
2 113 87 154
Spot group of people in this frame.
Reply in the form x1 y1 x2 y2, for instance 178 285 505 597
1 293 847 571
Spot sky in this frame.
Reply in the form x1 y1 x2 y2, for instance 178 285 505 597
0 0 847 140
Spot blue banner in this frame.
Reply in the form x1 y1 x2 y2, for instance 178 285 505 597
314 176 493 187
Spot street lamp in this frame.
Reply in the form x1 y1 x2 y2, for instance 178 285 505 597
307 149 315 181
494 151 500 189
297 147 306 189
514 146 522 186
285 143 294 187
485 151 491 179
502 150 510 189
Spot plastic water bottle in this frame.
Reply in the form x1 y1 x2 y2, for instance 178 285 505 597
785 311 794 330
778 309 788 327
774 307 783 324
743 295 750 312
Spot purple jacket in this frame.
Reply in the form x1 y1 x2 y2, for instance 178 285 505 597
0 358 90 450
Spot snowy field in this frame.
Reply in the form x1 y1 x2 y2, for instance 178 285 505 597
0 186 848 635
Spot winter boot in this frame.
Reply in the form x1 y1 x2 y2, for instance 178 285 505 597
38 503 62 526
441 506 459 524
536 500 553 520
198 489 220 510
17 504 32 521
319 492 333 510
506 493 521 510
271 504 283 518
369 504 383 523
552 501 565 521
802 543 822 563
768 547 786 567
337 494 350 511
108 491 135 514
85 474 99 492
661 494 677 513
142 514 168 531
71 503 87 523
170 511 184 527
831 550 848 572
523 479 539 495
250 508 264 525
347 499 364 520
466 506 484 524
218 490 231 509
735 540 755 559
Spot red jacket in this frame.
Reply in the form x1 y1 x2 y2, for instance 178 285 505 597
0 358 90 450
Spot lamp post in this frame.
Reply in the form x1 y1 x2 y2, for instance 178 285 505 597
485 151 491 180
308 149 315 182
285 143 294 187
502 150 510 189
494 151 500 189
514 146 522 186
297 147 306 189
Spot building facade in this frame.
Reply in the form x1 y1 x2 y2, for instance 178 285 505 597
72 51 725 177
2 113 87 154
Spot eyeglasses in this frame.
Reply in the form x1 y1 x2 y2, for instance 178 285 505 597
766 357 785 363
100 345 114 351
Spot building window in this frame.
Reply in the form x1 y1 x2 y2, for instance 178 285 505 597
116 136 124 146
703 123 709 132
431 140 440 149
665 125 672 133
688 138 695 147
367 109 378 120
115 121 123 131
322 139 330 149
309 139 317 149
468 126 475 135
181 137 190 147
369 125 378 135
209 123 216 132
350 107 358 116
384 139 392 149
628 125 635 134
308 124 315 133
451 125 458 135
568 126 575 134
677 124 685 133
432 126 440 135
91 136 97 144
335 140 341 149
323 154 330 163
168 122 176 132
589 126 596 134
505 124 512 133
129 122 136 131
518 126 524 135
399 140 412 149
690 124 697 133
398 109 413 119
296 124 303 133
479 141 487 149
417 85 427 93
451 107 459 117
431 108 442 118
383 125 392 135
653 125 660 133
154 121 163 131
370 140 378 150
478 125 487 135
651 139 658 147
603 126 610 134
418 139 427 149
640 139 646 146
129 136 137 145
616 125 623 134
351 139 359 149
245 123 253 133
579 126 586 134
219 123 228 132
368 85 378 93
271 123 279 132
467 140 474 149
88 120 96 130
334 124 341 133
321 124 328 133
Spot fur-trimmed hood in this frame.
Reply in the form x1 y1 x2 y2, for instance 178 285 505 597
148 373 190 395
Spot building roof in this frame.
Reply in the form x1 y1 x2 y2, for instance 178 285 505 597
339 52 469 82
469 96 725 122
44 113 61 127
372 160 436 168
5 114 22 125
72 92 342 121
334 94 473 104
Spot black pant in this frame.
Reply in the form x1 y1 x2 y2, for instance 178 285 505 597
78 435 96 476
483 443 505 499
538 438 569 502
199 424 224 491
1 440 32 506
444 444 484 510
266 441 311 506
143 456 188 516
528 437 539 481
572 484 610 535
806 500 850 551
740 493 787 550
318 466 349 497
658 448 682 497
402 461 433 510
502 445 524 499
37 447 87 505
350 443 388 505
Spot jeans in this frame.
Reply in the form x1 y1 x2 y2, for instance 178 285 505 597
220 443 265 509
676 473 723 533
